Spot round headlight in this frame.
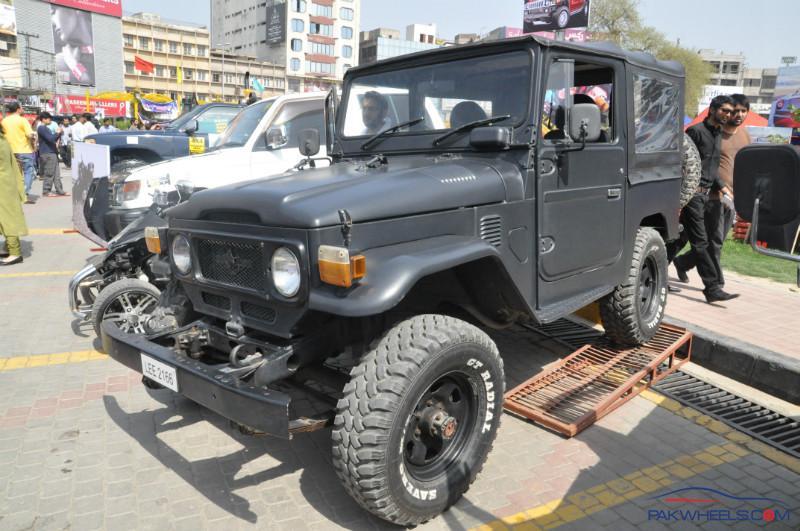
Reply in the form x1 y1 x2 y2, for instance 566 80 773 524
171 234 192 275
271 247 300 297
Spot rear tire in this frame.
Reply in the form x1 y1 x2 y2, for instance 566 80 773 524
600 228 668 346
331 315 504 526
556 8 570 28
92 278 160 336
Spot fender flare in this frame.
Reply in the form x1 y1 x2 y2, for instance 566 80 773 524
308 235 503 317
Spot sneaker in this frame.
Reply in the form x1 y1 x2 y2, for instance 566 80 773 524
674 262 689 283
0 255 22 266
704 290 740 304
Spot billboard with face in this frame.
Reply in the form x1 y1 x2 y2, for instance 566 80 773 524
523 0 591 33
51 5 95 86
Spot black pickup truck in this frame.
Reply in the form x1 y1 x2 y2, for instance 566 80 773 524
86 102 242 169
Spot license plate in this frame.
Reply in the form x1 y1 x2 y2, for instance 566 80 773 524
140 354 178 392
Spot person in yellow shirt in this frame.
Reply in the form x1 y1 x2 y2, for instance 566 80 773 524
2 102 36 204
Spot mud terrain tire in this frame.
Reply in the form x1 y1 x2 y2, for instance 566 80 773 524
331 315 504 526
600 227 668 346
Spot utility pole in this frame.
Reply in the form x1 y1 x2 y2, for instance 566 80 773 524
17 31 39 90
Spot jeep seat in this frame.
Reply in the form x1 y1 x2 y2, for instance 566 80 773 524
450 101 487 128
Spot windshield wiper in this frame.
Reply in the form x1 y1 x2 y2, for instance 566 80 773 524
361 117 425 151
432 114 512 146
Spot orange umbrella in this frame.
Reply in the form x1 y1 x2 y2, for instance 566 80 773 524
686 107 768 129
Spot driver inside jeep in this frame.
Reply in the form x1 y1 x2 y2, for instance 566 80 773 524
360 90 390 135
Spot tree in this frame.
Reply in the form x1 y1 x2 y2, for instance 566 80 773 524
589 0 710 114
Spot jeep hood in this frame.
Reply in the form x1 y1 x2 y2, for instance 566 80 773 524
168 156 524 228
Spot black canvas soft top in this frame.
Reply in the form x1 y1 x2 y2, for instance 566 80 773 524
347 34 685 80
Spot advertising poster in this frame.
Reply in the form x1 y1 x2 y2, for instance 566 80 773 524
55 95 127 116
0 1 21 88
51 5 95 86
769 66 800 145
71 142 111 246
523 0 591 33
266 0 286 46
49 0 122 18
746 126 793 145
697 84 743 114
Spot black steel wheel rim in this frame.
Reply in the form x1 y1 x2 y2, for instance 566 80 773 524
102 290 158 335
639 255 659 319
403 371 477 482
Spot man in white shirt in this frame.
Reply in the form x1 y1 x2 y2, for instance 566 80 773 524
71 113 98 142
98 118 117 133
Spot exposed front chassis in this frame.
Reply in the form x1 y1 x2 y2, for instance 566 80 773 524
101 320 334 439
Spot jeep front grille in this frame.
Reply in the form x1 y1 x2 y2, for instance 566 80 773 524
202 292 231 310
480 215 503 248
196 238 266 291
241 301 277 323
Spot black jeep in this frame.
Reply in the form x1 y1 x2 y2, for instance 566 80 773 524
102 36 686 525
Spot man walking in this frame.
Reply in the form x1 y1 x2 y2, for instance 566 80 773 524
717 94 751 237
37 112 66 197
670 95 739 304
59 117 72 168
2 102 36 204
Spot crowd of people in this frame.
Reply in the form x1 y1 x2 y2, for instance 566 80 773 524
668 93 752 304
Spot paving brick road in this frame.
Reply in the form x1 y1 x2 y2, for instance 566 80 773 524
0 170 799 530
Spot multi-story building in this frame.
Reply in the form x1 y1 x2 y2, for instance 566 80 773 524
123 13 286 104
743 67 779 117
14 0 124 95
359 25 438 65
698 49 746 87
211 0 360 93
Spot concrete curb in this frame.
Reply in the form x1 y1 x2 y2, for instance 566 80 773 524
665 317 800 405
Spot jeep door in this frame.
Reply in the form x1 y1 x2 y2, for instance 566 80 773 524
250 98 328 174
536 55 627 308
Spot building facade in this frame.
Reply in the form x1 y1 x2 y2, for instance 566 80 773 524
123 13 286 103
14 0 124 95
742 67 779 117
698 49 746 87
359 24 440 66
212 0 360 93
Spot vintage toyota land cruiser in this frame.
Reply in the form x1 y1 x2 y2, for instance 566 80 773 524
102 36 686 525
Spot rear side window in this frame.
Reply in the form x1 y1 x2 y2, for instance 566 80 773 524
633 75 680 153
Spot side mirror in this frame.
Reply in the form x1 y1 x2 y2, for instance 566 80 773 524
733 144 800 263
298 129 321 157
184 119 199 135
265 126 287 150
175 180 196 202
569 103 601 143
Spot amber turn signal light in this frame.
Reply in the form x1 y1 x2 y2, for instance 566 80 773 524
144 226 162 254
318 245 366 288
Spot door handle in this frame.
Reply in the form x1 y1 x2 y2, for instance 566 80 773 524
607 188 621 199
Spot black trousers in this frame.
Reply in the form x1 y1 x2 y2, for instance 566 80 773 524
668 193 724 293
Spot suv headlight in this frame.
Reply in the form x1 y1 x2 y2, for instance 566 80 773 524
117 180 141 203
171 234 192 275
271 247 300 297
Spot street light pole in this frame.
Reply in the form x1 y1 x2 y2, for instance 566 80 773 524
216 42 230 102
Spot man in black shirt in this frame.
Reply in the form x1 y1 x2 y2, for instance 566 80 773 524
670 95 739 303
36 112 66 197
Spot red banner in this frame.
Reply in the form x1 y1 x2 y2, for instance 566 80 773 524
54 95 128 117
49 0 122 18
134 56 154 74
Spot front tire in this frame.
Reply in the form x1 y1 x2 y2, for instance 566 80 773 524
556 8 570 28
600 228 668 346
331 315 504 526
92 278 160 336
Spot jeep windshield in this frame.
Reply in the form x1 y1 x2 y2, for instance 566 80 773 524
212 99 274 150
340 51 532 151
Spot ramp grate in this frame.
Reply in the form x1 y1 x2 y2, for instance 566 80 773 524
504 324 692 437
654 372 800 459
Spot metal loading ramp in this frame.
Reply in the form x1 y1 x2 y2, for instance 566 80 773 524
504 324 692 437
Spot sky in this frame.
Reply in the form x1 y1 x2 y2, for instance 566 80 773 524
123 0 796 68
